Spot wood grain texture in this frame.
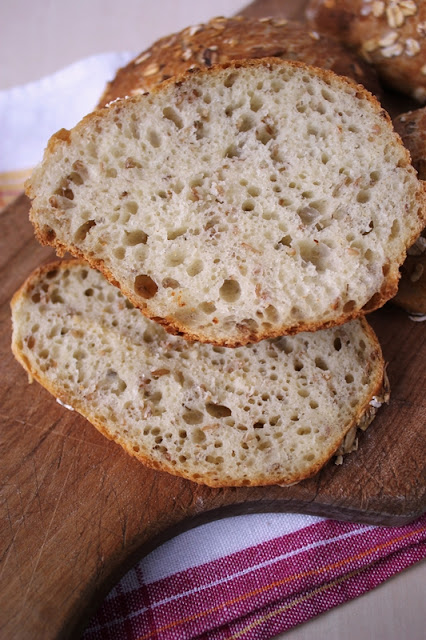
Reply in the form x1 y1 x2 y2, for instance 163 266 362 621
0 1 425 638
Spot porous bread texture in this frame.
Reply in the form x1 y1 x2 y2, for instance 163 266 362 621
11 259 388 487
27 59 426 346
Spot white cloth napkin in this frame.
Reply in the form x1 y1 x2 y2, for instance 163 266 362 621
0 52 134 173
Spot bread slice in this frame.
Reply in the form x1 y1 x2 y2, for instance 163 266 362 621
97 16 381 107
26 59 426 346
11 259 389 487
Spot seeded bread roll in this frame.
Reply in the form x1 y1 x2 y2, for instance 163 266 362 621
393 107 426 313
11 260 389 487
306 0 426 102
26 59 426 346
98 15 381 107
394 106 426 178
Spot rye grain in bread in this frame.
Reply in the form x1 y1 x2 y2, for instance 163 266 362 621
26 59 426 346
11 259 389 487
306 0 426 102
98 15 381 107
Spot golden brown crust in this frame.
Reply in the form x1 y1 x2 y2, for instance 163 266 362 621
11 261 387 487
306 0 426 101
26 57 426 346
97 15 381 107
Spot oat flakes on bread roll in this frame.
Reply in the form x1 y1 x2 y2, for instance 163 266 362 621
11 260 389 487
306 0 426 102
26 59 426 346
98 15 381 108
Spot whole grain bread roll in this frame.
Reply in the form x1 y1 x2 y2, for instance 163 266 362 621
394 106 426 178
26 59 426 346
98 15 381 107
11 259 389 487
306 0 426 102
393 106 426 314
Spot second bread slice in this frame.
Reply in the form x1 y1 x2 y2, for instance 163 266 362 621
27 59 426 345
11 260 388 487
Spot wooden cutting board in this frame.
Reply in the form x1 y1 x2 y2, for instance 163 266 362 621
0 1 425 639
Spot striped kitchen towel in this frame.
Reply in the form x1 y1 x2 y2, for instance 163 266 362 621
82 512 426 640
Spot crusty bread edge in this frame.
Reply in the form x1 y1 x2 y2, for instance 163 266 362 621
25 57 426 346
11 258 388 487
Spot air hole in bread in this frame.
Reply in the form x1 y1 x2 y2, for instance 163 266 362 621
74 220 96 242
194 120 206 140
114 247 126 260
224 72 237 88
182 409 203 425
237 114 255 132
315 356 329 371
389 219 401 240
199 301 216 314
134 274 158 299
293 360 303 372
297 426 312 435
187 260 203 277
321 152 330 164
298 240 330 271
265 305 279 323
250 94 263 112
162 106 184 129
124 201 138 215
334 337 342 351
256 123 277 144
192 428 207 444
242 200 254 212
147 129 161 147
345 374 354 383
357 190 371 204
247 186 260 197
225 144 240 159
167 227 187 240
297 206 320 226
162 277 180 289
206 403 232 418
124 230 148 246
219 279 241 303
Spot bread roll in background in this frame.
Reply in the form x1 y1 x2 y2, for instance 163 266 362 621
306 0 426 103
98 15 381 107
